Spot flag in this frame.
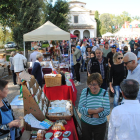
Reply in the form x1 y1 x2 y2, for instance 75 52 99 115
112 26 115 29
130 25 132 28
115 26 118 29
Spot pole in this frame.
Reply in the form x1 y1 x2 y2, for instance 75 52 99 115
23 41 25 56
69 40 71 72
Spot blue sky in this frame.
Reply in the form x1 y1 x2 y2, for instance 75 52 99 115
67 0 140 17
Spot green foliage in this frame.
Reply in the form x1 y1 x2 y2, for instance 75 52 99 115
42 44 49 48
95 11 101 37
0 25 13 44
45 0 70 31
0 0 18 27
100 11 133 35
12 0 44 48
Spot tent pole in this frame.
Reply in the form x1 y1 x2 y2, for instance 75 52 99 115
69 41 71 72
23 41 25 56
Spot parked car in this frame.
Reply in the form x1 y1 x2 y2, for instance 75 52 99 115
4 42 17 48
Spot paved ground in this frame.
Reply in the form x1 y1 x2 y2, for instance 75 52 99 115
0 68 113 140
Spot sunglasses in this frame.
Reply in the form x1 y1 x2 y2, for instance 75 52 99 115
123 60 132 65
118 57 123 60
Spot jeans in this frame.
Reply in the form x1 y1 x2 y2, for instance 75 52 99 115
81 56 86 71
12 70 17 85
71 65 75 79
131 48 134 52
81 121 106 140
113 86 120 107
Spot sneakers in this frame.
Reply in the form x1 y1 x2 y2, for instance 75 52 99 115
75 81 82 86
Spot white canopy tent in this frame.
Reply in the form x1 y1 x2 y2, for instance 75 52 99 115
102 32 114 37
23 21 71 67
114 29 140 38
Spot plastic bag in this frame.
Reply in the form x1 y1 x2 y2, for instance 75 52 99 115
83 52 86 60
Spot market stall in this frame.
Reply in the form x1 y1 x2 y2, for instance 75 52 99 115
23 21 71 67
20 73 79 140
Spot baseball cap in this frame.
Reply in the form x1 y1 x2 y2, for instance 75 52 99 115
111 45 116 48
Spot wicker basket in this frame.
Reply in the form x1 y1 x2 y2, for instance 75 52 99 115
38 50 45 53
44 74 61 87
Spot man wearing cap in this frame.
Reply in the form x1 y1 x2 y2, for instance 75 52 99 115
107 45 117 67
29 46 39 63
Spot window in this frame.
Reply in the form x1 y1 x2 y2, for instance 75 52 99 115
74 16 78 23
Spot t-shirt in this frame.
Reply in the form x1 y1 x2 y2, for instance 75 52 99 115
78 88 110 125
129 40 135 48
103 48 111 57
107 51 114 65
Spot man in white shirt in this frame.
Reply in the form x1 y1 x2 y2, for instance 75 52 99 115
13 52 27 84
29 46 39 63
108 79 140 140
123 52 140 101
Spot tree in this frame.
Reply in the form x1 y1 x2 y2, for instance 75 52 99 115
0 0 18 27
45 0 70 31
100 13 113 34
95 11 101 37
12 0 44 58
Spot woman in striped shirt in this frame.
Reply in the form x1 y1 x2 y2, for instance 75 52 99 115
78 73 110 140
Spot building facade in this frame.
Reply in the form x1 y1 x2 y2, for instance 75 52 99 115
69 0 97 39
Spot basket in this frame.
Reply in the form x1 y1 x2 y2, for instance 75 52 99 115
44 74 61 87
46 100 73 121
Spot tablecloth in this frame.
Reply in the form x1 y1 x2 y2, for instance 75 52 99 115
21 118 79 140
60 68 70 72
43 84 77 106
28 68 52 75
46 118 79 140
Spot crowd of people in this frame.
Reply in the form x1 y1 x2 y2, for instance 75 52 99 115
1 36 140 140
75 37 140 140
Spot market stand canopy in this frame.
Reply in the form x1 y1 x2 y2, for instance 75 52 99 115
23 21 70 41
102 32 115 37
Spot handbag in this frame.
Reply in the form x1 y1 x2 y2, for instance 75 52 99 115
76 55 81 62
